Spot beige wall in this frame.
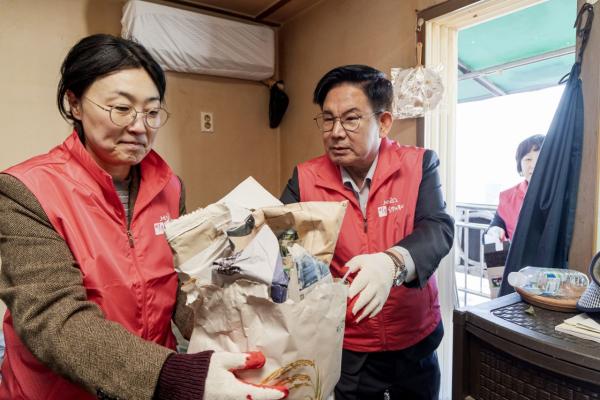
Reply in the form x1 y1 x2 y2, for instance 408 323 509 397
0 0 279 210
277 0 424 187
158 73 279 208
0 0 125 169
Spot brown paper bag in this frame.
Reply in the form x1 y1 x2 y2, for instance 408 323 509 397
256 201 347 266
165 203 232 274
188 279 347 399
188 279 347 400
169 201 348 399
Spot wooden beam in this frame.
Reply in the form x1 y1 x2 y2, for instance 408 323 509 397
256 0 293 21
417 0 481 22
570 0 600 271
159 0 281 27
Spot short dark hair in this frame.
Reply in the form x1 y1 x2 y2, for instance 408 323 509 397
313 65 393 112
57 34 166 139
516 134 545 173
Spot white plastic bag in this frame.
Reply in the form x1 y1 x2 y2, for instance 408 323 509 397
391 43 444 119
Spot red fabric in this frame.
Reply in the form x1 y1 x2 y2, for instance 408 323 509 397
298 138 441 352
497 180 528 239
1 131 181 400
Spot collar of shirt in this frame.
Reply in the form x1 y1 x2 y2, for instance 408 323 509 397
340 153 379 193
340 154 379 219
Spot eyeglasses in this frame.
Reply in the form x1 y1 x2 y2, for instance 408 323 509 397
84 97 170 129
314 111 382 133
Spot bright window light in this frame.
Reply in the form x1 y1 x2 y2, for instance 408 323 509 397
456 85 565 205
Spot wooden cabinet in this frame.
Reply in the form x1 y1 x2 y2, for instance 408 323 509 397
453 294 600 400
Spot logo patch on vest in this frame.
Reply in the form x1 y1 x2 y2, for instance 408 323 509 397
378 198 404 218
154 214 171 235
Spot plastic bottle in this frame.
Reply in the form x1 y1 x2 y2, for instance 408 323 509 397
508 267 589 298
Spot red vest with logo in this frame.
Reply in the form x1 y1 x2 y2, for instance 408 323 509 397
0 131 181 399
298 139 441 352
497 180 528 239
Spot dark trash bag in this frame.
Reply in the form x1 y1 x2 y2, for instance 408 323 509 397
499 4 593 296
269 80 289 129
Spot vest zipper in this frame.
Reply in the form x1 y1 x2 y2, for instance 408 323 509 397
127 230 135 247
122 189 148 339
127 227 148 339
363 217 368 233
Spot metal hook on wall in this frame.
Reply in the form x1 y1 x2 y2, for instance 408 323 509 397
417 17 425 32
575 1 595 63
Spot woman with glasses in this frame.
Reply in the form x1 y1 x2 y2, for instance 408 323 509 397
0 34 286 400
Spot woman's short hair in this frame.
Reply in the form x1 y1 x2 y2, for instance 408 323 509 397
313 65 393 113
57 34 166 138
516 134 545 173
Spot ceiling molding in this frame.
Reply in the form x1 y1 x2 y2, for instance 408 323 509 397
256 0 293 20
159 0 281 26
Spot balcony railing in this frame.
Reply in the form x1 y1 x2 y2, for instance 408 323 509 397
454 203 497 307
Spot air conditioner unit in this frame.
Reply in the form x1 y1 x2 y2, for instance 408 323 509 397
121 0 275 81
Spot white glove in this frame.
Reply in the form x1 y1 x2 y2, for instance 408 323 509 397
204 351 288 400
485 226 506 243
346 252 396 323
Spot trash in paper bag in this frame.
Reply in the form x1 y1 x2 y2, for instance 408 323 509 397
212 224 289 303
288 243 331 291
164 203 233 289
165 195 348 399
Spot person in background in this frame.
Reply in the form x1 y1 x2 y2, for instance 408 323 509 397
280 65 454 400
0 34 286 400
487 134 545 241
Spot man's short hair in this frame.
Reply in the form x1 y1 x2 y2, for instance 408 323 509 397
516 134 545 174
313 65 393 112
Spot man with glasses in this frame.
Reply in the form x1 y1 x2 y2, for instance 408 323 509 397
281 65 453 400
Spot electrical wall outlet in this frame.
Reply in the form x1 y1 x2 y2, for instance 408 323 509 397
201 112 214 132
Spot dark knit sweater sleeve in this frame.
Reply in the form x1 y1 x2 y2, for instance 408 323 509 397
154 351 214 400
0 173 210 400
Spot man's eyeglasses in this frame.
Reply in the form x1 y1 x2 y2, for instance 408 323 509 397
85 97 170 129
314 111 382 133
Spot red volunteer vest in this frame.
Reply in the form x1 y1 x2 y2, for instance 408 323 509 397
497 180 528 239
0 131 181 399
298 139 441 352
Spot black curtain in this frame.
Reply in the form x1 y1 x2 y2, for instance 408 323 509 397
499 4 594 296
